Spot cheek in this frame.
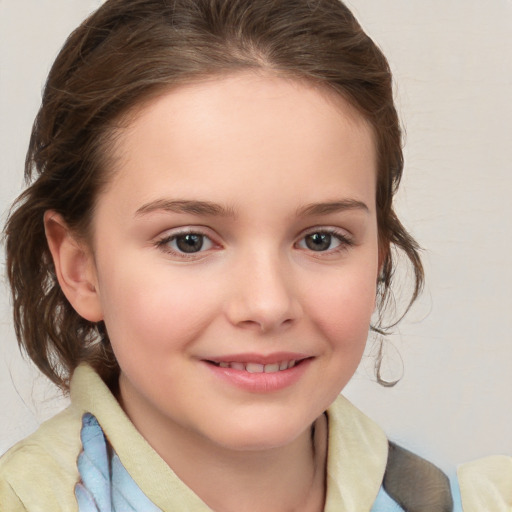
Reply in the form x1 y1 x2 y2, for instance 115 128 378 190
306 265 377 349
97 260 220 358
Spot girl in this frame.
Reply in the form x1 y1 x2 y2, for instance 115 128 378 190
0 0 509 510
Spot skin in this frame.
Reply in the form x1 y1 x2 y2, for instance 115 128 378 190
47 72 380 511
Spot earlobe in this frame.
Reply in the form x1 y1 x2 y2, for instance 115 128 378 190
44 211 103 322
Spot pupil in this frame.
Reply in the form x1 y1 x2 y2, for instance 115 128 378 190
176 234 203 253
306 233 331 251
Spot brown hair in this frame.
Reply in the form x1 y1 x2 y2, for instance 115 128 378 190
4 0 423 391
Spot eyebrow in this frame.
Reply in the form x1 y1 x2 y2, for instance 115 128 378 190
135 199 236 218
296 199 370 217
135 198 369 219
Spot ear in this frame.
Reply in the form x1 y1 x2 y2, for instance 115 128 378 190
44 211 103 322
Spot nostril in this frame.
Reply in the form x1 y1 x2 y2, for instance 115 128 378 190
223 272 302 332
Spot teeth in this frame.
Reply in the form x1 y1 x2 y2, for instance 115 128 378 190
214 360 299 372
246 363 264 373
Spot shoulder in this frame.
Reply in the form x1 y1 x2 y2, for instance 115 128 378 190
458 455 512 512
325 397 458 511
379 443 512 511
0 405 84 511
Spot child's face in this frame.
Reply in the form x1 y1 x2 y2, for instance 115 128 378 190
86 73 379 451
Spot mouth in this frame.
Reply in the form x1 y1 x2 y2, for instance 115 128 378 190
203 355 312 392
207 359 302 373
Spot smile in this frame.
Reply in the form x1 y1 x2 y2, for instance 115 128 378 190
210 360 297 373
205 356 311 393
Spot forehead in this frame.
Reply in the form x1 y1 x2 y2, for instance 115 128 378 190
101 72 377 213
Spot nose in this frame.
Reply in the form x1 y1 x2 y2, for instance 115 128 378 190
224 250 302 333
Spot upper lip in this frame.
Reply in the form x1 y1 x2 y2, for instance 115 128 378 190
203 352 311 365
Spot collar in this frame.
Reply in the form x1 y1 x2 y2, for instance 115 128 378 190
71 364 388 511
324 394 388 511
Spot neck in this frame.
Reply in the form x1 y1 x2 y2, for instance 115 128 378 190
178 416 328 512
121 391 327 512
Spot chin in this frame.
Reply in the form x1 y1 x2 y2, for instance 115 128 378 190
206 414 315 453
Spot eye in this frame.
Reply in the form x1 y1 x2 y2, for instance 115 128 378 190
296 229 353 253
173 233 210 253
156 231 215 256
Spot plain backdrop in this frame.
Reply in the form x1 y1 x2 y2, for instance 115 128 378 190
1 0 511 472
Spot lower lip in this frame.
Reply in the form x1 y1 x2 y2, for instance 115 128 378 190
204 359 311 393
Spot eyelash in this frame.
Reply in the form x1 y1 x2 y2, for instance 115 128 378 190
154 227 354 259
154 229 218 260
295 228 354 255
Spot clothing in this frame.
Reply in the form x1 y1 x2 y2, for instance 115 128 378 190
0 364 510 511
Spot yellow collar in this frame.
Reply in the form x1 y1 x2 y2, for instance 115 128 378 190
72 364 388 511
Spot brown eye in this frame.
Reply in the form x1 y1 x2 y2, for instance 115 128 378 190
297 229 352 254
156 231 215 256
175 234 205 253
304 233 334 251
